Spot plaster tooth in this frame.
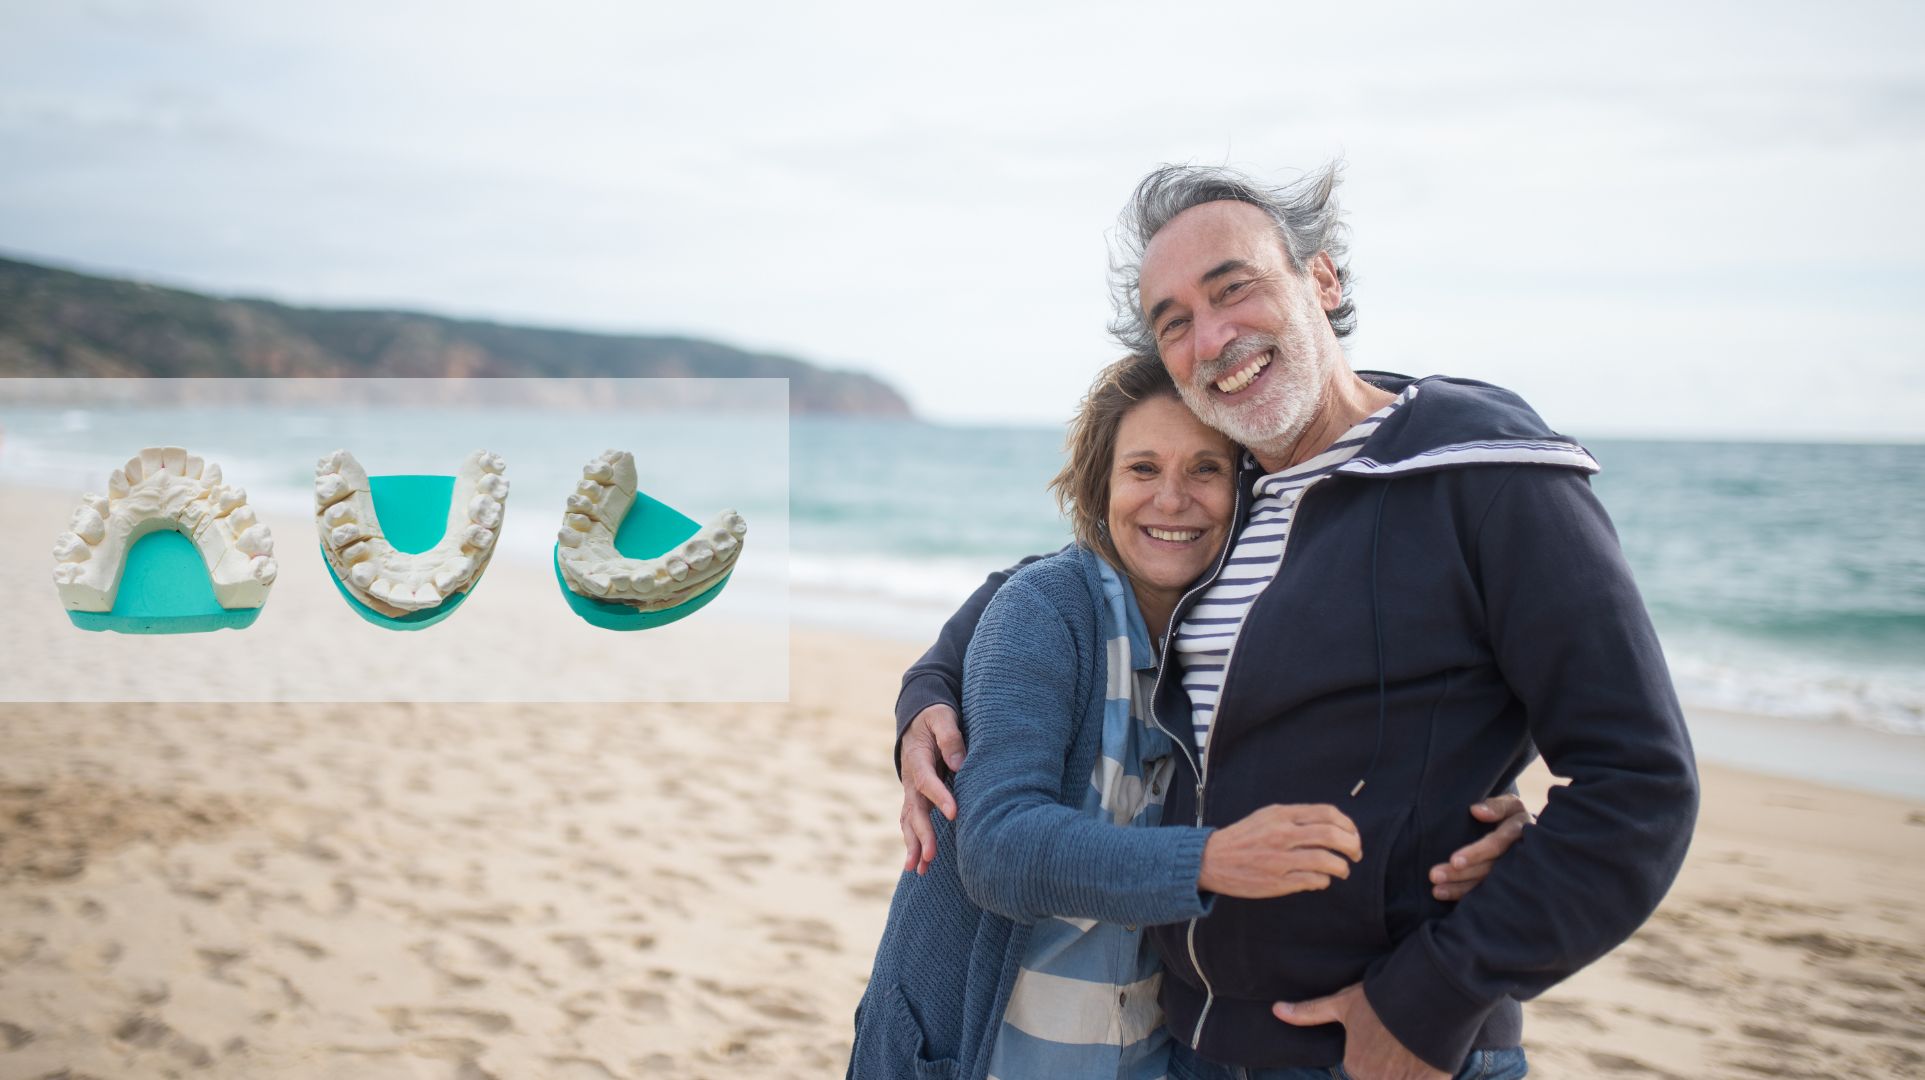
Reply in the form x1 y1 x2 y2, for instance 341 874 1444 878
576 479 604 500
140 449 167 477
630 574 658 595
558 528 583 548
687 543 714 571
564 513 594 533
315 475 351 508
566 494 595 516
323 502 356 527
71 507 106 544
252 557 278 585
666 557 690 582
410 582 442 607
316 450 349 476
461 525 495 551
53 533 90 562
339 539 377 565
469 495 503 529
227 505 258 532
160 448 187 475
477 474 510 500
369 577 399 603
202 463 222 487
477 451 507 475
711 531 738 554
236 524 274 557
109 469 130 498
183 454 204 479
52 563 83 585
432 559 470 592
582 571 613 597
215 486 248 516
584 459 615 483
329 523 368 549
726 513 747 536
349 562 378 590
124 456 145 483
82 493 110 518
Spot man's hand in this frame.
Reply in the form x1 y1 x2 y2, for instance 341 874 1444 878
900 703 967 875
1426 794 1534 902
1274 983 1447 1080
1198 804 1362 898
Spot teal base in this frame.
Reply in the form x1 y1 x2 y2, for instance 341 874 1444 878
554 489 732 631
63 528 264 635
321 474 474 632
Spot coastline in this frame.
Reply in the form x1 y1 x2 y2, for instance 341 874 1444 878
1 475 1922 1077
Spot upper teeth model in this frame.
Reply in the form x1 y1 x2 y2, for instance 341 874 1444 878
314 449 507 617
51 447 278 612
555 449 747 611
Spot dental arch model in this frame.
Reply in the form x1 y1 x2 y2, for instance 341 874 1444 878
555 449 746 611
51 447 278 612
314 448 508 617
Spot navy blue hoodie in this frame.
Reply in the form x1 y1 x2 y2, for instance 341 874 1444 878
894 373 1698 1073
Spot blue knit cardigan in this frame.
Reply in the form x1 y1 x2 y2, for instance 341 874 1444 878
848 547 1215 1080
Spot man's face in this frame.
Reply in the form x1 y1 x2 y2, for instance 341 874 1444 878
1137 200 1343 454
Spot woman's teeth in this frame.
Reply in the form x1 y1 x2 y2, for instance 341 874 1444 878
1215 352 1271 394
1146 527 1202 542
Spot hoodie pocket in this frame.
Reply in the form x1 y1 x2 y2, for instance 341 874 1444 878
1199 804 1410 1000
885 982 960 1080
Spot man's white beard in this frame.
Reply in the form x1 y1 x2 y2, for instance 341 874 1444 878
1175 331 1326 462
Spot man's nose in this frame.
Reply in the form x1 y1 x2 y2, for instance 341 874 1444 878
1195 307 1239 366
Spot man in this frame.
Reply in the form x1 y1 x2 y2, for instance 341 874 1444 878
893 162 1698 1080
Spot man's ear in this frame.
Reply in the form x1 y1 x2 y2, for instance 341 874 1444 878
1309 251 1343 312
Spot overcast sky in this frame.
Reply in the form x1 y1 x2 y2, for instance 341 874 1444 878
3 1 1921 438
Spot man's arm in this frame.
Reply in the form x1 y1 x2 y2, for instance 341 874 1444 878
893 553 1053 770
1332 467 1700 1073
894 553 1052 875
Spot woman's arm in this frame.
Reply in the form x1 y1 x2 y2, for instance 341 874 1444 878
951 577 1215 927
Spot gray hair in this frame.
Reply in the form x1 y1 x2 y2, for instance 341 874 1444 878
1108 160 1356 357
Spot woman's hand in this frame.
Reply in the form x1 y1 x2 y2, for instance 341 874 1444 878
1199 804 1363 898
1426 794 1534 901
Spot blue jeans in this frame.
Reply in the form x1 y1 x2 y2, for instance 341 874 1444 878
1169 1043 1527 1080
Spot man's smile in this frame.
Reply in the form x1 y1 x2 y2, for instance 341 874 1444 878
1214 349 1272 396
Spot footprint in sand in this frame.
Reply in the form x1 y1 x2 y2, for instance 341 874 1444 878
760 916 839 952
548 934 603 970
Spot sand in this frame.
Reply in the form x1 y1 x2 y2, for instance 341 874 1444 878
2 494 1923 1077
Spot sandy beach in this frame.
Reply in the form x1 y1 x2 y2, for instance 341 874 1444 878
3 503 1923 1078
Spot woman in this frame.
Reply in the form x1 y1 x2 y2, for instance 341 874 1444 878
849 356 1525 1080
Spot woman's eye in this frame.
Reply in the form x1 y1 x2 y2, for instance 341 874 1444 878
1130 463 1156 475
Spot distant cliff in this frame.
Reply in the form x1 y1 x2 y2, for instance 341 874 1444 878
0 254 913 416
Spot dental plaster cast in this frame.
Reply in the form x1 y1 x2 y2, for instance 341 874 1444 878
314 449 508 618
51 447 278 611
555 449 747 611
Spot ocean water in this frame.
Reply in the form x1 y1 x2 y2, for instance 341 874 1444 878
5 403 1921 743
792 418 1925 740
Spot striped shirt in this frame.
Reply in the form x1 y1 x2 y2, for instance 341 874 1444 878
1175 386 1416 755
986 555 1178 1080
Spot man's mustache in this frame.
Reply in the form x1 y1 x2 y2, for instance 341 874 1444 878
1197 333 1281 382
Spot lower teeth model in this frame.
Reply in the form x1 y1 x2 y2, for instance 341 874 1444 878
555 449 747 612
314 449 508 618
51 447 278 618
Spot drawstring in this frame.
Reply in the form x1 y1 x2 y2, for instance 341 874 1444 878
1352 480 1394 798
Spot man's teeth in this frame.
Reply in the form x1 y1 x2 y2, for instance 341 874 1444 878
1147 527 1203 542
1215 352 1272 394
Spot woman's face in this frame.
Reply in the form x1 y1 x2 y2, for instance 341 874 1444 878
1106 394 1237 600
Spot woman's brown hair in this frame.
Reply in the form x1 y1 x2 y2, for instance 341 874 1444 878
1048 354 1182 570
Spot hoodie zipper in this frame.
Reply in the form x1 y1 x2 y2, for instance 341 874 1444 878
1156 472 1329 1049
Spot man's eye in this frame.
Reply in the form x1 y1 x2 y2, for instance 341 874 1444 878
1223 281 1247 297
1158 317 1188 340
